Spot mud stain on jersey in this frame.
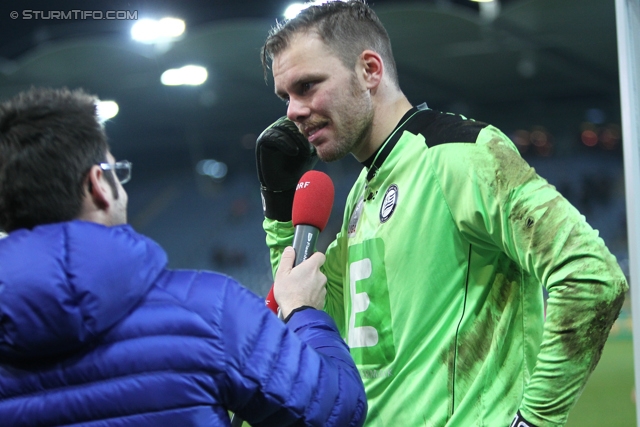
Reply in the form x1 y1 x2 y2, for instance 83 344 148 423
554 287 625 369
483 138 536 195
441 256 521 412
509 190 626 374
509 181 626 366
443 135 628 413
456 259 520 373
506 168 627 376
509 194 566 248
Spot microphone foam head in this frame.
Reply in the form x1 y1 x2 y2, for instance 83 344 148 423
292 170 334 231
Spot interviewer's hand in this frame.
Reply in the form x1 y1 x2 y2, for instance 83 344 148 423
274 246 326 319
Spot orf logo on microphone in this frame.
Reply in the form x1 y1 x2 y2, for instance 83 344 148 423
380 184 398 223
296 181 310 190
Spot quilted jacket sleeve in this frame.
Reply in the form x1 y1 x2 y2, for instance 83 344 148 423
218 276 367 427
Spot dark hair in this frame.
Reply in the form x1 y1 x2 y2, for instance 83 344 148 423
261 0 399 87
0 87 116 231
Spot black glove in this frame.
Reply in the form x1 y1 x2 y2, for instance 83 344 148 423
510 411 538 427
256 116 317 221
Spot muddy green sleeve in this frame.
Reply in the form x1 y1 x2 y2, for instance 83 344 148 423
436 126 628 426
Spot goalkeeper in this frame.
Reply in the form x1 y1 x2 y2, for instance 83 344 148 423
255 1 628 426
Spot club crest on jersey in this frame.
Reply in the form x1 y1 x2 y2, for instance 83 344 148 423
380 184 398 223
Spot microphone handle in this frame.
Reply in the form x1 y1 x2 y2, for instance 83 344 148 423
292 224 320 266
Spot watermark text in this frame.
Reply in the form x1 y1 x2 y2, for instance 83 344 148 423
11 10 138 20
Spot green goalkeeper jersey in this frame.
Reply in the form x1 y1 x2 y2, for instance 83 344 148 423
263 105 627 426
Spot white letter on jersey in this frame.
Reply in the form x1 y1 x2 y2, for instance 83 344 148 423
348 259 378 348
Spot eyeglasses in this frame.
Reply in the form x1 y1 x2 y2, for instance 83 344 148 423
99 160 132 184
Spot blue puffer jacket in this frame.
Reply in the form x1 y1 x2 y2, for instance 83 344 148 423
0 221 366 426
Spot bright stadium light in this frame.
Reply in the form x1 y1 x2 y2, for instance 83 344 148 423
284 3 307 19
161 65 208 86
159 17 186 37
96 100 119 122
284 1 329 19
131 19 157 43
196 159 228 181
131 17 185 43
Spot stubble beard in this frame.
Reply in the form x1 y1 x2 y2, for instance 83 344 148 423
317 78 374 163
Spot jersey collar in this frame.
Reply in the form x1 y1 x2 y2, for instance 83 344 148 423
362 102 429 182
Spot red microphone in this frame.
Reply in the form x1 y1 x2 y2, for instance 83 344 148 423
265 286 278 314
291 170 334 266
265 170 334 314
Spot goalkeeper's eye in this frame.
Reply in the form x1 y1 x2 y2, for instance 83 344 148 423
278 95 290 106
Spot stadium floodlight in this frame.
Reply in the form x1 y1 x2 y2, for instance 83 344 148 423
161 65 208 86
284 1 330 19
96 100 119 122
196 159 228 181
131 17 185 44
284 3 307 19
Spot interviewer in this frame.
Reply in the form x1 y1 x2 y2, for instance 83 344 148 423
0 87 367 427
